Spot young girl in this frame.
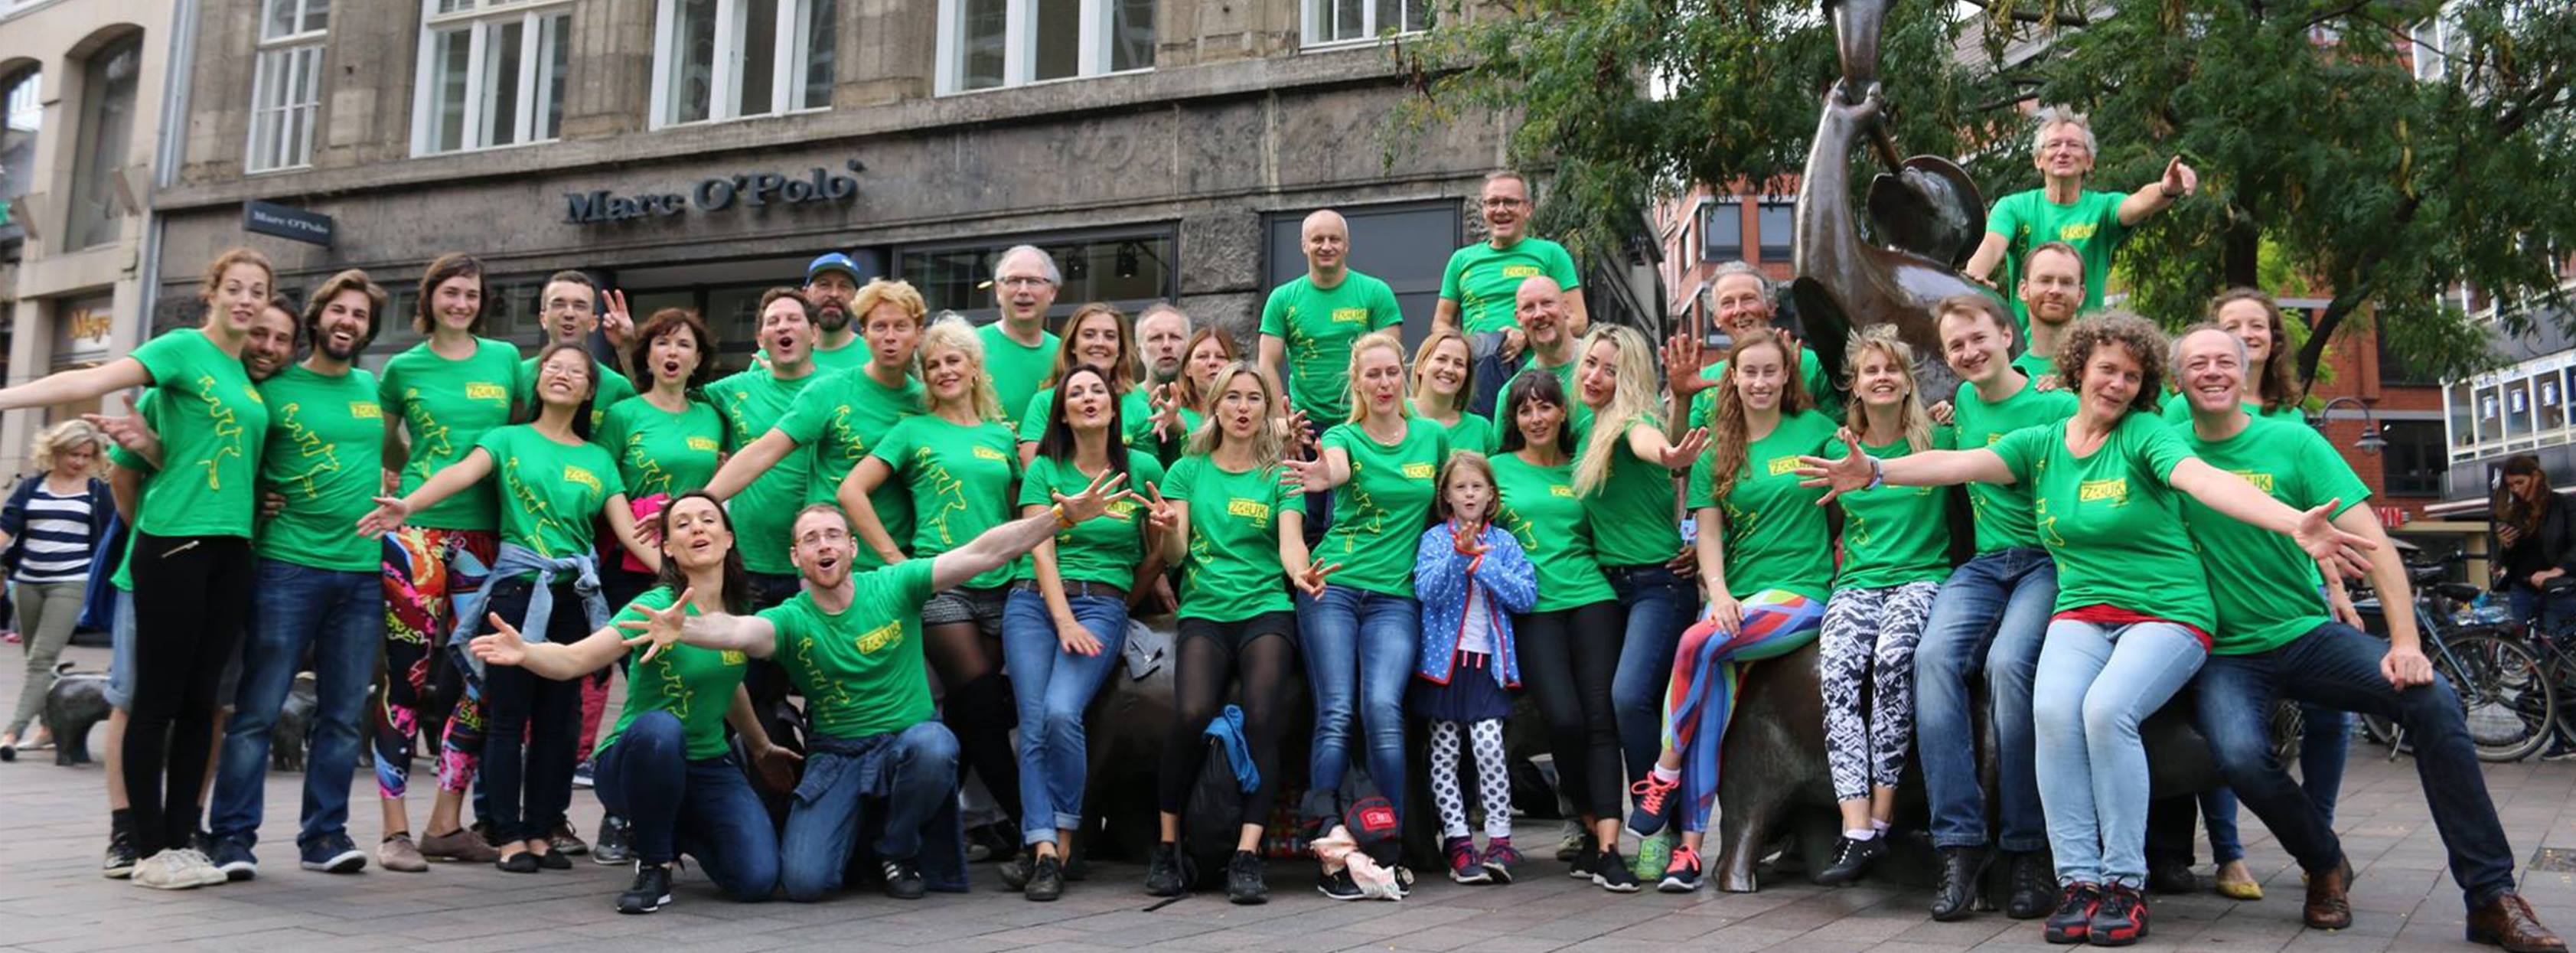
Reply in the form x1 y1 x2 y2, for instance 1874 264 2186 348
1410 452 1535 886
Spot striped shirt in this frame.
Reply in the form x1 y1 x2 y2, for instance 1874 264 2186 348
13 484 96 584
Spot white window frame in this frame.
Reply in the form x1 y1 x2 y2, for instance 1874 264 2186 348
648 0 834 129
933 0 1153 96
1299 0 1430 50
409 0 572 157
246 0 328 173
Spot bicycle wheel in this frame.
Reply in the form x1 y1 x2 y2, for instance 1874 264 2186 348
2443 632 2558 762
2360 712 2404 752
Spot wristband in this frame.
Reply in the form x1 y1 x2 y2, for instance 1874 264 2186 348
1052 504 1076 530
1865 455 1886 491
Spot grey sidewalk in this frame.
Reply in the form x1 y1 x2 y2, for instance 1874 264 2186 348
4 641 2574 952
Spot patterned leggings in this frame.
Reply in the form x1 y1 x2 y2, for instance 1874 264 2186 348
1427 719 1512 840
1819 582 1939 801
373 527 497 801
1661 589 1825 833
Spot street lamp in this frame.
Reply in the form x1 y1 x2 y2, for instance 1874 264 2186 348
2311 396 2388 454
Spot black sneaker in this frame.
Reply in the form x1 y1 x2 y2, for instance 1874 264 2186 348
210 835 259 882
1930 845 1991 922
2145 858 2195 896
1144 843 1191 897
2087 883 2149 946
1224 850 1267 905
881 858 927 899
1567 841 1600 880
1816 834 1887 886
1318 868 1365 900
999 850 1034 892
2004 850 2056 919
2043 882 2103 945
103 827 137 880
1025 853 1064 902
592 814 631 865
298 833 367 873
616 862 673 914
1592 844 1641 893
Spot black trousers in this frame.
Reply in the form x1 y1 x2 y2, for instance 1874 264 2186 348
124 533 256 855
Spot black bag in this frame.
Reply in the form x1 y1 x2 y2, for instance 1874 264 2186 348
1179 736 1241 887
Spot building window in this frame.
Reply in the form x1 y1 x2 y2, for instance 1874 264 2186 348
2380 419 2447 497
1701 201 1742 263
414 0 569 155
2410 8 2460 83
1303 0 1430 47
1756 200 1794 262
2 67 37 236
68 34 142 250
652 0 835 127
897 228 1176 321
247 0 328 173
937 0 1153 94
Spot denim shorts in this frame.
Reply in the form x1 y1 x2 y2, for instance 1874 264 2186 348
921 584 1007 635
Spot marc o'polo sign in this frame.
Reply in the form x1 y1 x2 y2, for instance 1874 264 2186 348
565 159 866 226
243 200 335 246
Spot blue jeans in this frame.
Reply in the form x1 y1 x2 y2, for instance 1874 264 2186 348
1466 329 1523 419
1913 547 2057 851
2032 619 2206 888
2508 584 2576 635
208 560 381 850
1606 564 1694 786
2192 622 2519 907
1000 589 1130 845
2196 699 2351 864
778 722 959 902
594 711 779 901
1296 584 1420 821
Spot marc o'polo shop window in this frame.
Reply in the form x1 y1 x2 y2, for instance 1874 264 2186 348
898 228 1176 323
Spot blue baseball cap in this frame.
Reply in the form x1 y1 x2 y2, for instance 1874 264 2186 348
807 252 862 283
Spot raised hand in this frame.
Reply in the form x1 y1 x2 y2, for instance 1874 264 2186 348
1140 485 1180 535
356 494 412 538
1149 383 1185 441
1283 409 1317 455
1665 335 1714 400
2292 499 2377 579
1794 430 1877 504
2160 155 2199 197
1294 560 1343 599
1280 455 1329 494
83 393 157 456
615 587 693 665
1660 427 1711 470
1054 471 1129 524
601 289 635 348
468 614 529 667
1450 519 1491 557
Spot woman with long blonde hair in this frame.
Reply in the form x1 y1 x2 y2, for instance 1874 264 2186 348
1408 328 1495 453
0 419 112 759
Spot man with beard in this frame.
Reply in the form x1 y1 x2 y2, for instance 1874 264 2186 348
805 253 869 373
981 246 1062 430
1434 171 1586 416
515 270 637 427
1136 302 1192 387
1494 277 1589 435
2011 242 2083 380
204 269 391 878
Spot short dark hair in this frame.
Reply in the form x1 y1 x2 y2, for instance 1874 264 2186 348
625 308 719 393
414 253 487 335
542 270 600 308
2023 240 2083 278
758 287 816 324
301 269 386 354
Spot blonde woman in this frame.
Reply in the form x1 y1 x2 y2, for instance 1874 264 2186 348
1280 331 1446 864
1812 327 1949 886
1135 361 1312 905
0 420 112 759
836 315 1028 848
1408 328 1496 454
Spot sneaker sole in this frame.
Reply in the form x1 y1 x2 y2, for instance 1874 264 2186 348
1449 870 1492 885
616 893 670 915
218 864 256 882
2043 926 2088 945
1482 864 1514 885
135 876 198 891
1593 873 1642 893
303 850 367 873
103 865 135 880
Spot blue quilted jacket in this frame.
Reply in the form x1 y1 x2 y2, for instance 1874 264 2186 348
1414 521 1537 687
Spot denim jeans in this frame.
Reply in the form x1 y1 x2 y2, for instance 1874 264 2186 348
208 560 382 850
1296 583 1420 821
999 589 1130 845
2191 622 2519 908
1466 329 1524 419
594 710 780 901
1913 547 2057 851
2032 619 2206 889
481 579 585 844
778 721 959 902
1605 564 1695 787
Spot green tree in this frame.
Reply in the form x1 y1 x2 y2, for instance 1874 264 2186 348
1396 0 2576 386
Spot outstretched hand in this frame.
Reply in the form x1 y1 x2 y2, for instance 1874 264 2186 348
1140 485 1180 535
1794 430 1877 504
1280 455 1329 494
83 393 156 456
1660 427 1711 470
1149 383 1185 442
2160 155 2199 198
1665 335 1714 401
615 587 693 665
468 615 528 667
356 495 412 538
1053 471 1129 524
601 289 635 348
2294 499 2377 579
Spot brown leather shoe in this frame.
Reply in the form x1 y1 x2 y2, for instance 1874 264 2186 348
2467 893 2568 952
2301 856 2354 929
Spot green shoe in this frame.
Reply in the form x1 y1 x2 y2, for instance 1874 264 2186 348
1634 828 1677 880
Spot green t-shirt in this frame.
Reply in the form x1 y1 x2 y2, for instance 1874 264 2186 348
761 560 937 740
1492 452 1616 612
1987 188 2130 327
2011 350 2058 383
1500 357 1594 437
869 415 1022 589
2177 415 2369 654
1016 387 1158 449
1419 410 1495 456
2159 397 2302 427
1824 435 1952 589
809 337 869 374
1016 450 1165 589
382 338 520 531
1440 237 1583 335
595 395 725 501
1945 374 2079 554
1691 347 1839 430
775 365 924 571
977 323 1061 430
254 364 386 572
595 587 747 760
516 356 637 431
1259 270 1404 420
1316 418 1447 596
1990 413 2213 633
1685 411 1837 602
129 328 271 538
474 424 627 560
1581 416 1685 567
1166 453 1304 622
707 367 820 576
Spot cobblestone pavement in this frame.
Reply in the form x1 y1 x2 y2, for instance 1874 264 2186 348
5 641 2575 952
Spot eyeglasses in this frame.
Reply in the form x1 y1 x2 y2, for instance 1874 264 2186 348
1483 197 1528 209
999 276 1055 289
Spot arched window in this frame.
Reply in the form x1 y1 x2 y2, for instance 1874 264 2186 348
68 32 142 250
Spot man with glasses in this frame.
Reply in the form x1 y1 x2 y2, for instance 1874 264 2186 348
981 246 1063 430
1433 171 1587 417
517 270 637 428
1962 109 2196 331
807 253 870 373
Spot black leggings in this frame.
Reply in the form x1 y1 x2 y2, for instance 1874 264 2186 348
124 533 255 855
1517 600 1625 820
924 618 1021 825
1159 613 1297 824
481 579 585 844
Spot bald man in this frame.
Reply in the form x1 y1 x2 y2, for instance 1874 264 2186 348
1260 209 1403 544
1492 276 1592 435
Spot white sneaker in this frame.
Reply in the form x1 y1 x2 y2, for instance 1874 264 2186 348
169 848 230 887
131 852 201 890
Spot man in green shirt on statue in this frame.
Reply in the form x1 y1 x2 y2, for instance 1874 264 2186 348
1963 109 2197 329
1434 171 1587 416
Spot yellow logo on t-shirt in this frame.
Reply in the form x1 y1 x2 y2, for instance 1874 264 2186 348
687 436 720 453
1767 456 1801 476
2059 223 2099 241
351 402 381 419
719 650 745 666
2078 478 2128 504
243 386 266 403
1985 432 2006 445
1402 463 1436 480
2234 470 2275 494
1549 484 1575 498
1501 265 1541 279
972 445 1008 462
465 383 507 403
856 619 903 654
1228 498 1271 524
1104 498 1139 521
1331 307 1370 325
563 465 602 494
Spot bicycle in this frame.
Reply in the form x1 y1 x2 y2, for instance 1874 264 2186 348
2352 560 2556 762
